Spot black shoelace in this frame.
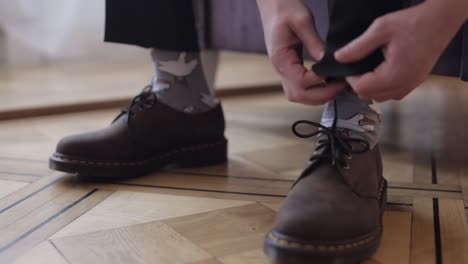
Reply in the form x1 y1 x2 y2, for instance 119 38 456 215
292 100 370 182
113 85 157 125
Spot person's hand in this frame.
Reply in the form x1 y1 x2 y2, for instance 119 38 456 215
257 0 346 105
335 0 468 102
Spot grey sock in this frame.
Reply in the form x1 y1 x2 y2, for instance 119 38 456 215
151 49 219 113
321 90 382 148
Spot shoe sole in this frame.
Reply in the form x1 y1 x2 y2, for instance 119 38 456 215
49 138 228 180
264 179 388 264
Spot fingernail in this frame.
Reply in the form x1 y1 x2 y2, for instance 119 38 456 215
318 51 325 60
334 50 341 60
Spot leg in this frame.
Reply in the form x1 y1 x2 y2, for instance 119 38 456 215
107 0 218 113
49 0 227 179
265 1 404 263
313 0 406 79
104 0 199 50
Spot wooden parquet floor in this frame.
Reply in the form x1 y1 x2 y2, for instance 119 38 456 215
0 76 467 263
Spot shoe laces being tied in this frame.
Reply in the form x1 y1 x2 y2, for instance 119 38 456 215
291 100 370 184
113 85 157 124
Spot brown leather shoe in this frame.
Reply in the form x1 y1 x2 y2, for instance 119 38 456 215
49 86 227 179
264 119 387 264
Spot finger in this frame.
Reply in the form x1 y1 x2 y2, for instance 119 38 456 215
300 69 326 87
361 91 393 102
345 61 394 96
272 46 306 77
282 68 325 102
278 53 325 89
295 81 346 105
334 18 391 63
361 88 407 102
289 15 325 60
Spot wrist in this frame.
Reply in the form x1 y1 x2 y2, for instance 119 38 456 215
426 0 468 23
417 0 467 55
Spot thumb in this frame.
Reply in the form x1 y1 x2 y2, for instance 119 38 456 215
289 15 325 61
334 19 391 63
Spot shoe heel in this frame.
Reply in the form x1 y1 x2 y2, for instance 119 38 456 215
380 179 388 226
381 179 388 208
176 139 228 168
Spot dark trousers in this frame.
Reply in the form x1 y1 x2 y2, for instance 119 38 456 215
105 0 200 51
105 0 404 78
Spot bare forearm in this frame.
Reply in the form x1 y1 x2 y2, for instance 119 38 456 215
256 0 301 23
426 0 468 26
418 0 468 54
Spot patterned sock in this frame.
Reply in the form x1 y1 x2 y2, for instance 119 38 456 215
321 90 382 148
151 49 219 113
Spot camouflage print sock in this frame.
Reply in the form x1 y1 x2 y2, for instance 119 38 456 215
151 49 219 114
321 90 382 148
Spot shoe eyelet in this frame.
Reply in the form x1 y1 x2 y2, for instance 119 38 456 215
345 153 352 160
343 164 351 170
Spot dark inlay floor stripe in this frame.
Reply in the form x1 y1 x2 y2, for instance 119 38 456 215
161 170 462 193
163 170 295 183
0 189 98 254
433 198 443 264
388 186 460 193
431 151 443 264
0 177 62 215
50 240 72 264
112 182 287 198
431 152 437 185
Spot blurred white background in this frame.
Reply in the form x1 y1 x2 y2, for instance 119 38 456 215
0 0 147 65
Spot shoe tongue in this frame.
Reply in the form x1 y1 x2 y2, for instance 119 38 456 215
315 128 369 153
335 127 372 146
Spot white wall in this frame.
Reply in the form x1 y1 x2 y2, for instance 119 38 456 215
0 0 148 65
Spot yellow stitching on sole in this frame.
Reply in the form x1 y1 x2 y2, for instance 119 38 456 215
268 231 379 252
52 141 224 167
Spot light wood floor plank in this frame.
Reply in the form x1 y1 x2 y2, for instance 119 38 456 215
51 191 253 239
164 203 276 258
0 172 40 183
118 172 463 202
259 202 282 212
388 188 462 200
120 172 291 197
381 150 415 183
0 159 51 178
219 249 270 264
85 182 285 203
0 173 63 214
168 155 286 181
0 175 77 231
389 182 461 193
412 152 433 184
435 154 461 186
0 188 111 263
0 180 28 200
12 241 68 264
238 143 311 174
439 199 468 264
366 211 412 264
460 167 468 208
52 221 213 264
411 198 436 264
